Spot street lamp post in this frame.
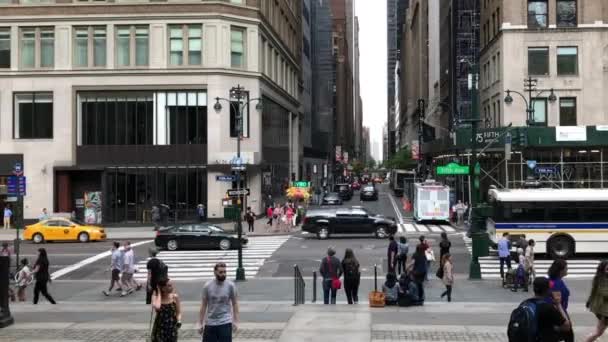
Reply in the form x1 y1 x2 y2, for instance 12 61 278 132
505 77 556 125
214 85 262 281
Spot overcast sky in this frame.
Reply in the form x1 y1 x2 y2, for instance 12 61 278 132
356 0 387 161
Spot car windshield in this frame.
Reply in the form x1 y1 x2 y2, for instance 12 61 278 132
363 186 374 191
325 193 339 198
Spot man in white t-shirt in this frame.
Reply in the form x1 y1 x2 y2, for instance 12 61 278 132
120 241 141 296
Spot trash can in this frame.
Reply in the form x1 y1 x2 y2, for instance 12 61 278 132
223 206 240 220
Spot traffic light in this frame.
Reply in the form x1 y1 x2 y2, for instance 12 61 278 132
511 128 520 146
519 129 528 147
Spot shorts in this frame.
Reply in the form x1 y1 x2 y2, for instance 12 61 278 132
111 269 120 281
121 272 133 283
596 314 608 324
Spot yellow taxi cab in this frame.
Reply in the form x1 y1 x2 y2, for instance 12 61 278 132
24 218 106 243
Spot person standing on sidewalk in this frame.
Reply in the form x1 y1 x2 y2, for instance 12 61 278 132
198 262 239 342
3 205 12 230
39 208 49 222
497 232 512 281
266 205 274 228
245 207 255 233
319 247 343 305
151 277 181 342
548 259 574 342
32 248 56 304
396 236 409 275
103 242 123 296
341 248 360 305
440 253 454 302
146 247 168 305
412 244 427 302
528 277 572 342
387 235 398 274
197 204 206 222
285 205 294 232
584 260 608 342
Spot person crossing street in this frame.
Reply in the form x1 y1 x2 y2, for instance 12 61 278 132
103 242 123 296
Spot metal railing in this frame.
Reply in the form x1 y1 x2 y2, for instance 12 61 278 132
293 265 305 306
312 271 317 303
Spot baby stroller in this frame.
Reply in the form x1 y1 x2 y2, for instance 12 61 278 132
502 266 532 291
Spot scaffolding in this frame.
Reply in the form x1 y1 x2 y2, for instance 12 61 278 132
453 0 480 122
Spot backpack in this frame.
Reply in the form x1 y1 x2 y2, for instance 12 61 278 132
507 298 542 342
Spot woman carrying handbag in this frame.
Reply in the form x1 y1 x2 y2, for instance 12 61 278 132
319 247 343 304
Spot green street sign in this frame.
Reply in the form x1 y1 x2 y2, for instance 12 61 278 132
292 181 310 188
436 162 470 176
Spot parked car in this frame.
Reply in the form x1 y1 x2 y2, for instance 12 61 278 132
332 183 353 201
302 207 397 239
155 224 248 251
321 192 343 206
359 185 379 201
24 218 106 243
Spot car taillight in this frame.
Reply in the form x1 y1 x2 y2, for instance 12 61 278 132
302 217 308 225
156 230 160 237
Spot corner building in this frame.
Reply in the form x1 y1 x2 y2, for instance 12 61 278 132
0 0 302 224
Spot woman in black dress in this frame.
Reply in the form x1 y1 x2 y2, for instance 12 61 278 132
32 248 56 304
151 277 182 342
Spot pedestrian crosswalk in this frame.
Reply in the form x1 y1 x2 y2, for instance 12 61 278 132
397 223 456 234
133 236 290 281
462 235 601 279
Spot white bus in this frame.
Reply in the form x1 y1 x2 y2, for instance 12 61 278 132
487 188 608 258
413 180 450 222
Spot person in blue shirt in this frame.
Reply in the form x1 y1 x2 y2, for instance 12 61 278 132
497 232 512 280
547 259 574 342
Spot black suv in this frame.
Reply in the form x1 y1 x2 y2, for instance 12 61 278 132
332 183 353 201
359 185 378 201
302 207 397 239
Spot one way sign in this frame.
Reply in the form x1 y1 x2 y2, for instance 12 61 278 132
227 188 250 197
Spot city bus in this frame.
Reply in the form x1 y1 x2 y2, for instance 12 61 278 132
487 188 608 259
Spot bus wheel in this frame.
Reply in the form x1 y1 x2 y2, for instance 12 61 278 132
548 235 574 259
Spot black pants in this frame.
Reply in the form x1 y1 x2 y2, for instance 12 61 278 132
267 217 273 225
33 280 56 304
397 255 407 275
322 279 337 304
499 256 512 279
441 284 452 301
247 221 254 232
344 276 360 304
203 323 232 342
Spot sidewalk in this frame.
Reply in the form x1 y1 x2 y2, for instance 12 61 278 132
0 217 299 241
5 301 607 341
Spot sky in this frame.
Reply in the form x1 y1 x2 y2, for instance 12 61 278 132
356 0 387 161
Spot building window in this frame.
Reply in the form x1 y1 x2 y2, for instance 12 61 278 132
531 98 547 125
20 27 54 69
116 25 148 67
79 91 207 145
230 27 245 68
528 47 549 76
73 26 106 68
559 98 577 126
557 47 577 75
229 0 243 3
0 28 9 68
14 92 53 139
557 0 577 27
169 24 202 66
229 91 250 138
528 0 548 28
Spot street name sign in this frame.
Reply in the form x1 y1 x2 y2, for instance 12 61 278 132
436 162 469 176
216 175 236 182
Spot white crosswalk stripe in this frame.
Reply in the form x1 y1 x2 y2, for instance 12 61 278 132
462 236 601 279
397 223 456 234
133 236 290 281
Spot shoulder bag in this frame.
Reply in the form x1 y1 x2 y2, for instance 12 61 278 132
326 257 342 290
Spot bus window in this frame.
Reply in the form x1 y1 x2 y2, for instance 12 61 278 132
547 207 581 222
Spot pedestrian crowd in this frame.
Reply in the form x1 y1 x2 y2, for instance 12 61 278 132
318 232 454 307
264 202 301 233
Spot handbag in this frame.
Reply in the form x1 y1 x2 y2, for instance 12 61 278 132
425 249 435 262
326 257 342 290
435 264 444 279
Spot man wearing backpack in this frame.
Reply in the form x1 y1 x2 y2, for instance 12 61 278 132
508 277 571 342
145 247 168 305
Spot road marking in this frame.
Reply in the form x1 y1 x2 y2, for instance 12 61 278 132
428 225 443 233
403 223 417 232
50 240 153 280
441 225 456 232
134 236 289 281
387 193 405 224
413 224 428 232
397 224 405 233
